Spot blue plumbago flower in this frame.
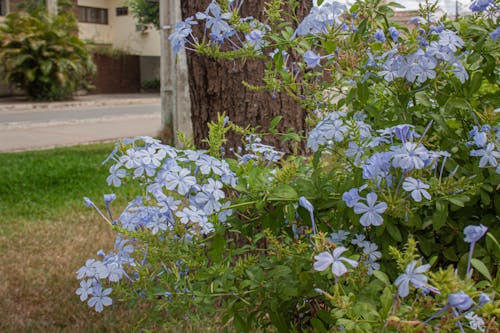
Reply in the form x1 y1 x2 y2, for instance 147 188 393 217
470 143 500 168
299 196 317 235
169 16 197 55
313 246 358 277
362 242 382 262
438 30 464 52
304 50 321 68
409 16 426 26
448 291 474 311
345 141 365 165
362 152 393 182
245 142 285 163
307 113 349 150
468 126 488 148
246 29 265 50
388 26 400 42
191 186 224 215
296 2 347 36
353 192 387 227
391 142 429 171
478 293 491 307
103 193 116 219
88 283 113 312
76 279 94 301
104 194 116 205
77 259 97 279
107 164 126 187
156 194 181 213
394 260 434 297
176 205 204 225
175 206 214 234
426 291 475 325
217 201 233 223
450 61 469 83
379 124 419 143
464 224 488 278
161 166 197 196
465 312 486 332
464 224 488 243
364 257 380 275
373 29 386 42
470 0 493 12
209 31 236 45
402 177 431 202
196 2 233 36
342 187 362 208
491 25 500 42
351 234 366 247
83 196 94 207
145 212 172 235
328 230 350 244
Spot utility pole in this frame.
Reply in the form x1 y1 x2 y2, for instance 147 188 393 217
160 0 192 147
46 0 57 16
160 0 177 146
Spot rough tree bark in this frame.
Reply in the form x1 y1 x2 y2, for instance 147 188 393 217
181 0 311 152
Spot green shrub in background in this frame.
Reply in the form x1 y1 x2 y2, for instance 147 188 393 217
0 9 95 100
141 78 161 91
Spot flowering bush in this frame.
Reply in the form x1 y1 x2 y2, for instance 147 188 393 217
77 0 500 331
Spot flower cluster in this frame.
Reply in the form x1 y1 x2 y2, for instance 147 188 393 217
77 136 238 311
169 1 269 55
76 233 136 312
371 24 468 84
107 137 237 235
308 111 447 227
468 124 500 172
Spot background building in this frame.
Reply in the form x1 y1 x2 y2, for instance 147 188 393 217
0 0 161 95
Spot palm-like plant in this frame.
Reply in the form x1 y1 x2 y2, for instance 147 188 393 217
0 9 95 100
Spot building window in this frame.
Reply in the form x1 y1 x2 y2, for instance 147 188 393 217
77 6 108 25
116 7 128 16
0 0 6 16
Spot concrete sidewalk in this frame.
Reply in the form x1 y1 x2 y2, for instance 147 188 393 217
0 93 160 112
0 94 162 152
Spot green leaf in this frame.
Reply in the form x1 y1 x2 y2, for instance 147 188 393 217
208 233 226 263
372 270 391 286
468 72 483 94
385 222 402 242
446 195 470 207
471 258 492 281
387 1 406 8
269 184 298 200
443 247 459 261
432 200 448 230
269 115 282 131
444 97 472 113
311 318 327 332
357 82 369 103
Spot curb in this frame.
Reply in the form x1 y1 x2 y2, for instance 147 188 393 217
0 97 160 112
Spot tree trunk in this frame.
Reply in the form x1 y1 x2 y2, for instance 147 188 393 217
181 0 311 152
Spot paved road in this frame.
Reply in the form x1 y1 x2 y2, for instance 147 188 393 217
0 104 162 152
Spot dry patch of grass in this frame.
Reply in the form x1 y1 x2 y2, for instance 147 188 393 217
0 212 143 333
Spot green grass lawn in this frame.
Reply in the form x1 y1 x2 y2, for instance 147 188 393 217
0 143 143 332
0 143 133 222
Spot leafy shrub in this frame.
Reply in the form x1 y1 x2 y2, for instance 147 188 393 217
77 0 500 331
0 10 95 100
141 78 160 91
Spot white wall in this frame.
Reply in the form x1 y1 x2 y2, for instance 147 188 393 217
78 0 160 56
